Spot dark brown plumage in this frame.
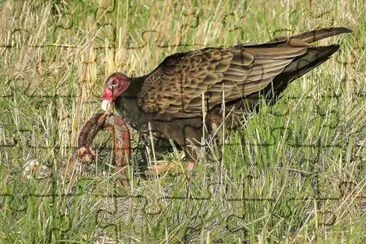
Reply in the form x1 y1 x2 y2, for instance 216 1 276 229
101 27 351 171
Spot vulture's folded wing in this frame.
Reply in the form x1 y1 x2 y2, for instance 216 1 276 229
137 38 308 118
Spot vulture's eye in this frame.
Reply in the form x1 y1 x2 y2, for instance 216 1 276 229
109 79 119 89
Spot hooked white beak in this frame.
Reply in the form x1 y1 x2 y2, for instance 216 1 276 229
101 100 113 112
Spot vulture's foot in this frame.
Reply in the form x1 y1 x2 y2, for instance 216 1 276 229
145 161 195 176
68 112 130 185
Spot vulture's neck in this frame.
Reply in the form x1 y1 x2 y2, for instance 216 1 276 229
124 75 146 98
115 75 151 131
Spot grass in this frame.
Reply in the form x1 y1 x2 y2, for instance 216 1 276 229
0 0 365 242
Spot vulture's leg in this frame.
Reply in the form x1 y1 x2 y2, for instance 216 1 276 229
145 122 202 176
184 145 198 171
145 153 195 176
145 110 237 177
145 141 198 176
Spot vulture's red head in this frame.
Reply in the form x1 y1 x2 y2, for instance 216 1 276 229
101 72 130 112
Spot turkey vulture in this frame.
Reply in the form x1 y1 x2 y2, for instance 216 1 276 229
101 27 351 174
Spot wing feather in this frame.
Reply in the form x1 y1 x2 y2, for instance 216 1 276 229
137 41 308 118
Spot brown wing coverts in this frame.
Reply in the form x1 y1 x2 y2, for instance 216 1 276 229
137 39 308 118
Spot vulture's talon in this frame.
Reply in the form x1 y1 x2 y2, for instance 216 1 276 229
186 161 195 171
145 160 194 176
